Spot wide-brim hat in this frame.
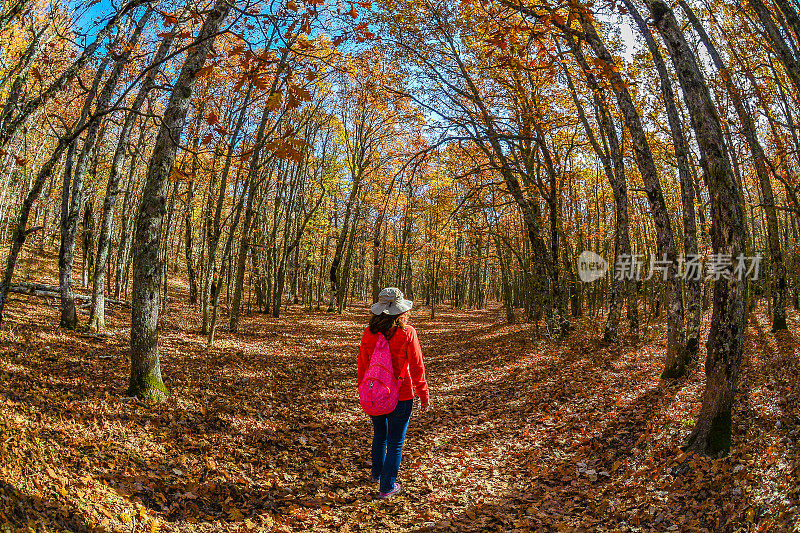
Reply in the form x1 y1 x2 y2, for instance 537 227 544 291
370 287 413 316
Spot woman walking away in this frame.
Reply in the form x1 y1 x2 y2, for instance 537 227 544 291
357 287 430 499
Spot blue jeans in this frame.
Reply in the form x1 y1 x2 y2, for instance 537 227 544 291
371 399 413 493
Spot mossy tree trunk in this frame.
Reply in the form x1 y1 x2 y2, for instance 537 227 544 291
647 0 748 457
129 0 230 400
572 10 687 376
679 0 787 333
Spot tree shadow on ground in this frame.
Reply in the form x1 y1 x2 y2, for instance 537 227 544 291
0 480 93 532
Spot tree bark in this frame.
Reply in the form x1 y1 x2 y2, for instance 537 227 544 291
58 55 111 328
560 36 636 340
749 0 800 95
680 0 787 332
627 0 701 351
647 0 748 457
574 11 688 376
129 0 231 400
90 8 164 331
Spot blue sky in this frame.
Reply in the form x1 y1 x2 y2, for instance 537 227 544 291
70 0 117 39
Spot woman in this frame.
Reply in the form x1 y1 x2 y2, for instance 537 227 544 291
357 287 430 498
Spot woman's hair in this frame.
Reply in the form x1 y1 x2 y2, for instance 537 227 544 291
368 311 409 340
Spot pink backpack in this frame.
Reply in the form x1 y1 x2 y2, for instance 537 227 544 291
359 334 402 416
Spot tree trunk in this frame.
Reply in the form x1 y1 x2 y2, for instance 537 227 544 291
90 9 164 330
648 0 748 457
185 178 198 305
749 0 800 95
113 131 144 300
230 178 256 332
681 1 786 332
129 0 230 400
628 0 701 351
0 139 71 323
59 54 112 328
328 170 362 313
560 36 635 340
575 12 687 376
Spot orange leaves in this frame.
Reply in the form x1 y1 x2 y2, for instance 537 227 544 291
265 137 307 162
206 111 220 126
354 22 375 42
486 30 508 51
285 83 312 110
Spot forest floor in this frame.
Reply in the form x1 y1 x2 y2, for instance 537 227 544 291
1 252 799 532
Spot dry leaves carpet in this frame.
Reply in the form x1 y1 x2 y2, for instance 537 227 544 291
0 275 798 532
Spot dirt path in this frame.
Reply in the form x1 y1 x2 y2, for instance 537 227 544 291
0 287 798 532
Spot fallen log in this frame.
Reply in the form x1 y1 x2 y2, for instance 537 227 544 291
9 282 130 307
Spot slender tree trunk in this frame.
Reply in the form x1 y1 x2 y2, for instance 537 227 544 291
0 140 70 322
58 141 80 328
230 110 275 330
0 0 34 33
185 178 198 304
114 132 144 300
680 0 786 332
328 170 362 313
58 54 112 328
90 9 164 330
574 12 687 376
749 0 800 95
560 37 636 340
230 178 256 332
82 194 95 287
627 0 701 351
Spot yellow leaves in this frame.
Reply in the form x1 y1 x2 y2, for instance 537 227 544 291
119 511 131 524
266 90 283 111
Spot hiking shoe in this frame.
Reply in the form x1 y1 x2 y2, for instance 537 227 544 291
378 482 401 499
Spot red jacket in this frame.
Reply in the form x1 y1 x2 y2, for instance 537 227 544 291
357 325 430 405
